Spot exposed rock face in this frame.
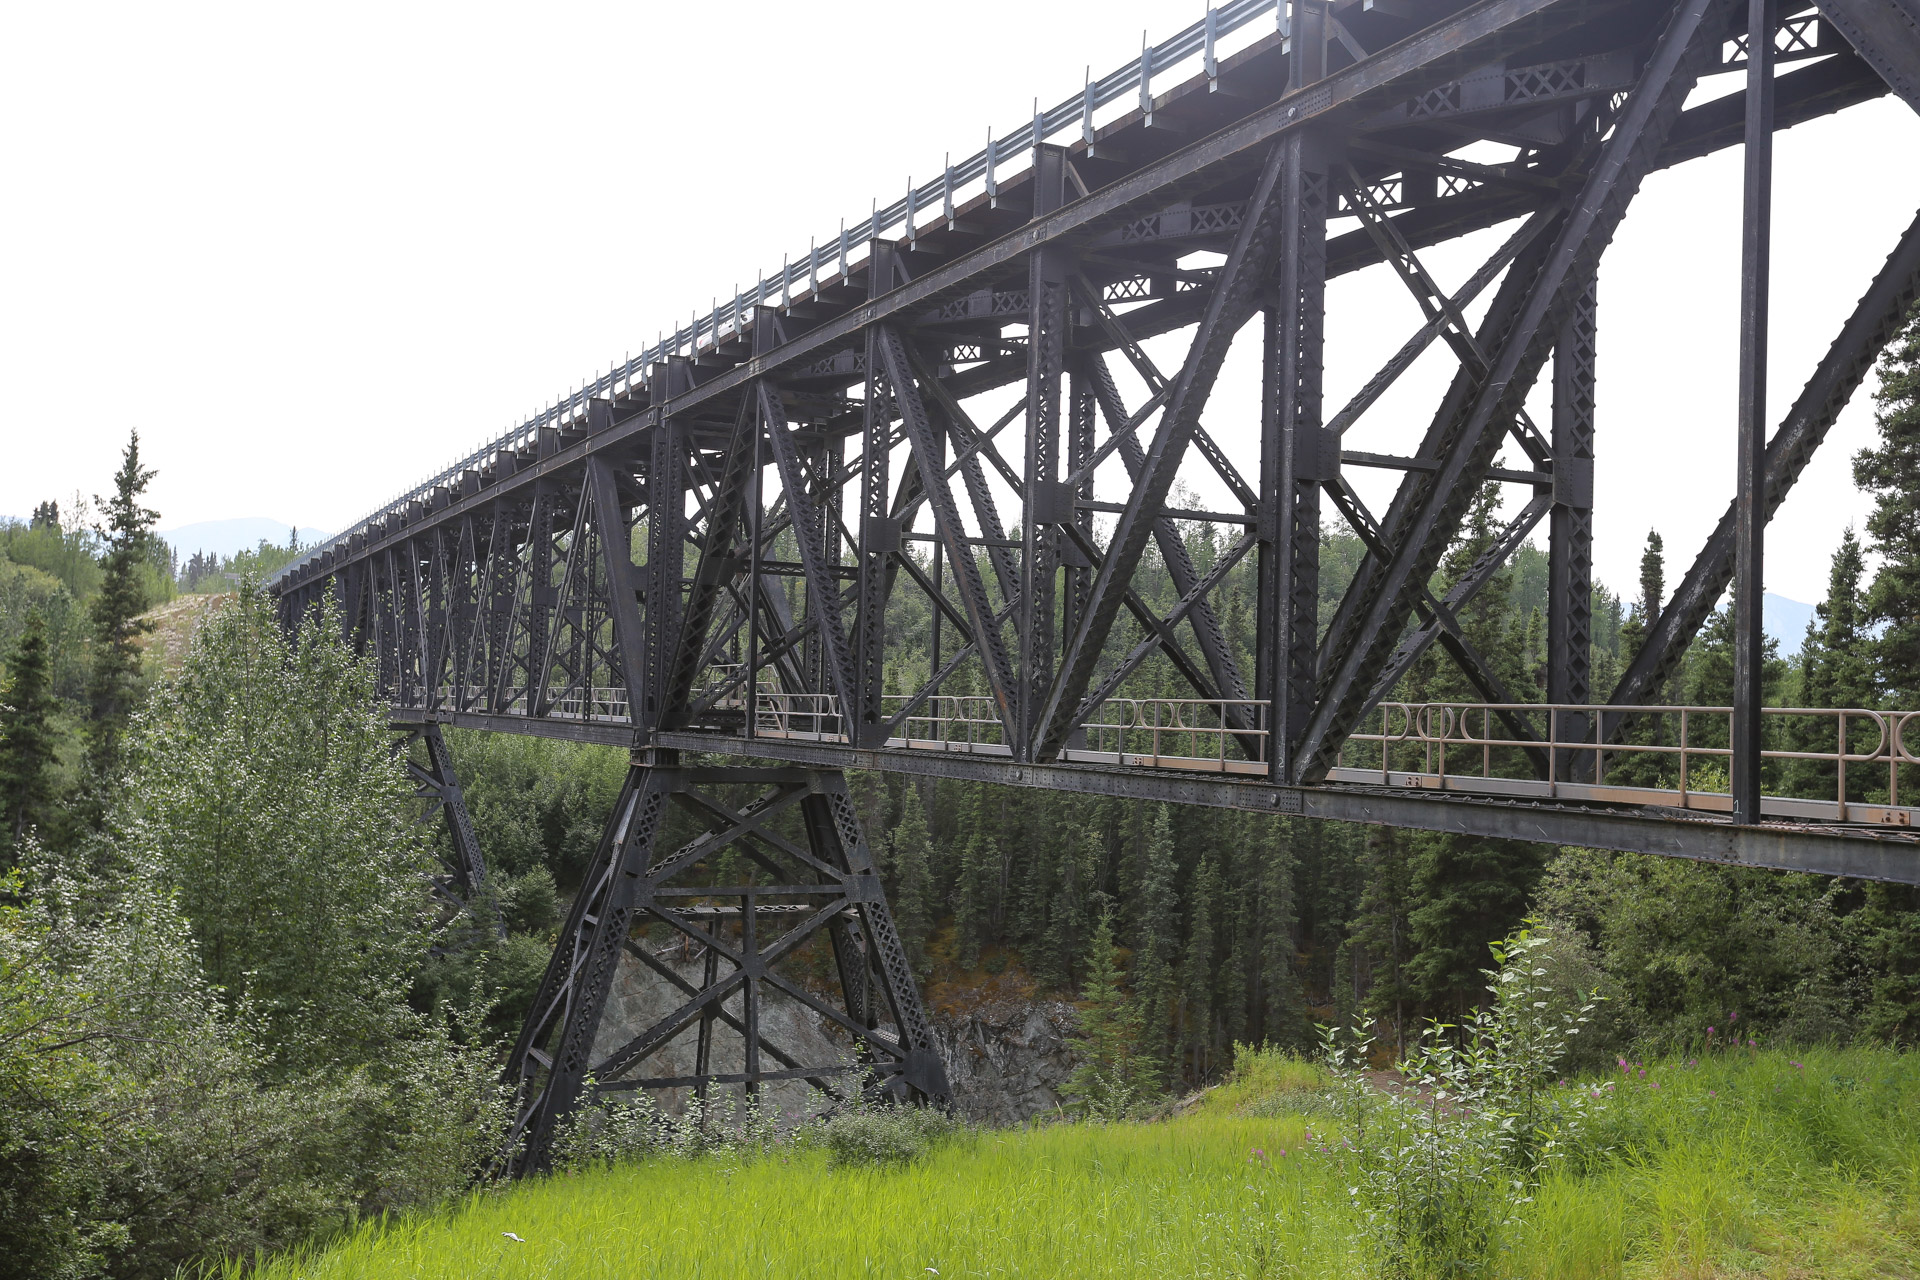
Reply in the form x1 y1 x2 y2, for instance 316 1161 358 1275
931 995 1079 1124
591 947 1081 1125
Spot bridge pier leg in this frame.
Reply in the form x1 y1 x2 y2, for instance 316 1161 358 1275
501 759 949 1176
398 721 504 941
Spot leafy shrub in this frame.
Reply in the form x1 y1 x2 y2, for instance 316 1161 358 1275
555 1086 782 1168
1323 920 1603 1280
1206 1043 1329 1117
816 1104 961 1168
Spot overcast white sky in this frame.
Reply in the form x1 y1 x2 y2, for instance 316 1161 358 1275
2 1 1916 603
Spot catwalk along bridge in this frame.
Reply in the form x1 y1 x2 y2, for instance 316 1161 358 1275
273 0 1920 1169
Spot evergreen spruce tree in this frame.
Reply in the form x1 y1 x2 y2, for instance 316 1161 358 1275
1216 813 1258 1049
1180 852 1220 1083
1639 531 1665 629
0 611 58 863
1129 805 1180 1084
888 796 936 976
1062 911 1143 1116
1857 306 1920 705
1848 302 1920 1042
1402 478 1547 1010
84 431 160 775
1788 529 1873 799
1255 817 1310 1049
953 785 1000 967
1610 529 1672 787
1356 825 1415 1051
1038 823 1093 990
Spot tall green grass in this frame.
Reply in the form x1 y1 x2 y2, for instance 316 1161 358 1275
229 1047 1919 1280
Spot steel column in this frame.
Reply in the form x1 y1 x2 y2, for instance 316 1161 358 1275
1548 282 1598 776
1261 113 1332 780
1021 145 1071 760
1733 0 1775 823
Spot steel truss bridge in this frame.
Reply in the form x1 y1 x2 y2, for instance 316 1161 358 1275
272 0 1920 1171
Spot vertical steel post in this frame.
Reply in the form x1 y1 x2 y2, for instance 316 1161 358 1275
1022 145 1071 760
856 243 899 746
644 361 692 734
1549 283 1598 777
1733 0 1774 823
1064 359 1097 653
1259 34 1329 781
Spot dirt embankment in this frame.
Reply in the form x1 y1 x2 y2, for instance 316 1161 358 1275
138 592 228 673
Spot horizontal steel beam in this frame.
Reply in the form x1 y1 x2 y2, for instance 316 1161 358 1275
380 708 1920 884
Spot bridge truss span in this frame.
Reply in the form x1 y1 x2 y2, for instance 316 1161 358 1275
273 0 1920 1166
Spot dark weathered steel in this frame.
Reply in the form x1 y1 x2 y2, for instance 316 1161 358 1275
266 0 1920 1164
1296 0 1724 783
1548 282 1598 777
1733 0 1777 823
1813 0 1920 112
502 759 948 1174
398 721 505 941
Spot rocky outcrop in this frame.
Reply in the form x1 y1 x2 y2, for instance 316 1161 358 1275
592 946 1081 1125
931 995 1079 1124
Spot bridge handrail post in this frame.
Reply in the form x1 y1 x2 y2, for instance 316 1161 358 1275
1679 709 1690 804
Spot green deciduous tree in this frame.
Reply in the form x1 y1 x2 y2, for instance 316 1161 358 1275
119 585 436 1072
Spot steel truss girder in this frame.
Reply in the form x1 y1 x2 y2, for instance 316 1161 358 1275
1294 0 1728 783
273 0 1920 917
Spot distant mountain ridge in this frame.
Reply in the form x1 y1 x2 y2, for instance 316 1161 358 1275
159 518 333 561
1764 593 1816 651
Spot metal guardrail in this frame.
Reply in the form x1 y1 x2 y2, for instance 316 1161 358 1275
755 691 1270 776
274 0 1290 590
1333 702 1920 825
394 682 1920 820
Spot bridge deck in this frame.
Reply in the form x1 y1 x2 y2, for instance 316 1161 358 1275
390 696 1920 885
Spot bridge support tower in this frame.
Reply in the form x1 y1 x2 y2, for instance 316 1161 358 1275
502 757 950 1175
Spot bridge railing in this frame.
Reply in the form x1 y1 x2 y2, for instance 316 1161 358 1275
395 681 1920 820
272 0 1291 592
752 691 1268 774
1333 702 1920 825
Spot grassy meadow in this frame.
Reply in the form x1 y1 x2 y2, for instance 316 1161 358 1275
228 1047 1920 1280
